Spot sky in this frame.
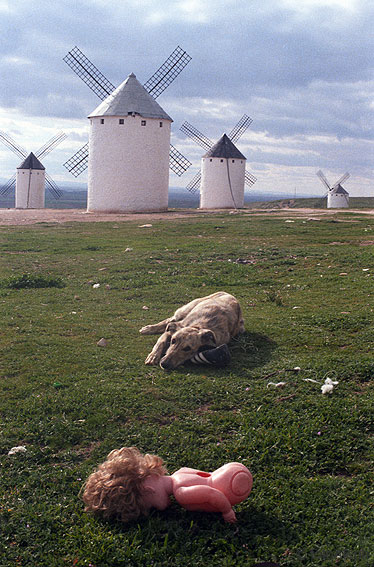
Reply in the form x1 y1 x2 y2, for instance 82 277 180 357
0 0 373 197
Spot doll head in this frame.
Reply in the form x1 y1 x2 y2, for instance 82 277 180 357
82 446 167 522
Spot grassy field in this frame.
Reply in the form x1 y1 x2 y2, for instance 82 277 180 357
0 211 373 566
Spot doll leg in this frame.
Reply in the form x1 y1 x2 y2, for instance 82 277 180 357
189 344 231 367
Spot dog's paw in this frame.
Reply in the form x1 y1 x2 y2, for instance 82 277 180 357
139 325 153 335
145 352 161 365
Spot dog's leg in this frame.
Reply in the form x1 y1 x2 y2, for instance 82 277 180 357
145 332 171 365
139 318 171 335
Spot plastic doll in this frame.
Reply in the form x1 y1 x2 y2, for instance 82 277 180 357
82 447 252 523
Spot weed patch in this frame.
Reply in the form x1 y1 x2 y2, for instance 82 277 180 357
2 272 65 289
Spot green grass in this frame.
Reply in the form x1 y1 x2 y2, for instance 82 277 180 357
0 212 373 566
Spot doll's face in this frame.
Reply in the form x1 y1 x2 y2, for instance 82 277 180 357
142 475 172 511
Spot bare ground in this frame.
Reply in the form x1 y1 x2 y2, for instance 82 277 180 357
1 207 374 226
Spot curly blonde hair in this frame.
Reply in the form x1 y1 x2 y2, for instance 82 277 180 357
82 447 167 522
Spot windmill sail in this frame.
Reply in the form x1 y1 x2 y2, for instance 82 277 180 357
0 130 27 159
180 122 213 151
186 171 201 194
245 170 257 187
0 174 16 196
63 143 89 177
316 170 331 191
169 144 192 176
63 46 116 100
45 173 63 199
332 172 350 189
228 114 253 144
144 46 192 99
36 132 67 161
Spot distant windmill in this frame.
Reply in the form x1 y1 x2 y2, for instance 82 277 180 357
316 170 350 209
180 115 257 209
63 46 192 213
0 131 66 208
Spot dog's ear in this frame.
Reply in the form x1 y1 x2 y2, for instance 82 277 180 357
199 329 217 346
166 321 178 333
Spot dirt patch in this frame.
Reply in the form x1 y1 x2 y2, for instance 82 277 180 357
1 207 374 226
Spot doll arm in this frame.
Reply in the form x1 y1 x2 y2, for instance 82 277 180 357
174 485 237 523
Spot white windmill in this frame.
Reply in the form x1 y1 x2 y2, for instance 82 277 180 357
180 115 257 209
0 131 66 208
316 170 350 209
63 46 192 213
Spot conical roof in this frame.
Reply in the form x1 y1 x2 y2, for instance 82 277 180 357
17 152 45 170
332 184 349 195
88 73 173 121
203 134 246 160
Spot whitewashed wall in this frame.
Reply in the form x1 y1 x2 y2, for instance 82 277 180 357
87 115 171 213
16 169 45 208
327 192 349 208
200 157 246 209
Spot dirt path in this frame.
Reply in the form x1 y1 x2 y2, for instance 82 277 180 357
1 207 374 226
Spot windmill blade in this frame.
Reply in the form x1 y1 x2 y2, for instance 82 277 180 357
63 142 89 177
245 170 257 188
169 144 192 177
45 174 63 199
186 171 201 194
0 174 16 196
332 172 350 189
35 132 68 161
0 130 27 160
180 122 213 151
63 46 116 101
143 46 192 99
228 114 253 144
316 170 331 191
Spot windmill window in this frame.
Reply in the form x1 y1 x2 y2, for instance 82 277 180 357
159 122 163 127
141 120 146 126
232 160 235 163
220 159 224 163
100 119 104 124
119 119 124 125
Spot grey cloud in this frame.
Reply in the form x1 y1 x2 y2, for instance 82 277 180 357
1 0 373 192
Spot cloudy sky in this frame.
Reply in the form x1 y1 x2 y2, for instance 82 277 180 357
1 0 373 196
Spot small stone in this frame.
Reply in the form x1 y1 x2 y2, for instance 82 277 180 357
8 446 27 455
97 338 107 347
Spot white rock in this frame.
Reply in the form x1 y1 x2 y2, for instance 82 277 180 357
8 446 27 455
97 338 107 347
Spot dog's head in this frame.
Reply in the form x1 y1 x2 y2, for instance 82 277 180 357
160 324 217 370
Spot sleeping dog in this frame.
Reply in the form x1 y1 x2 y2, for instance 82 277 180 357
139 291 244 370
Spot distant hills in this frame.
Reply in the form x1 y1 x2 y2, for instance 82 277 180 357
0 186 324 210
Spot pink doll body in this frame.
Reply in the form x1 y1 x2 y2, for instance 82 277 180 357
143 462 253 523
82 448 252 524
